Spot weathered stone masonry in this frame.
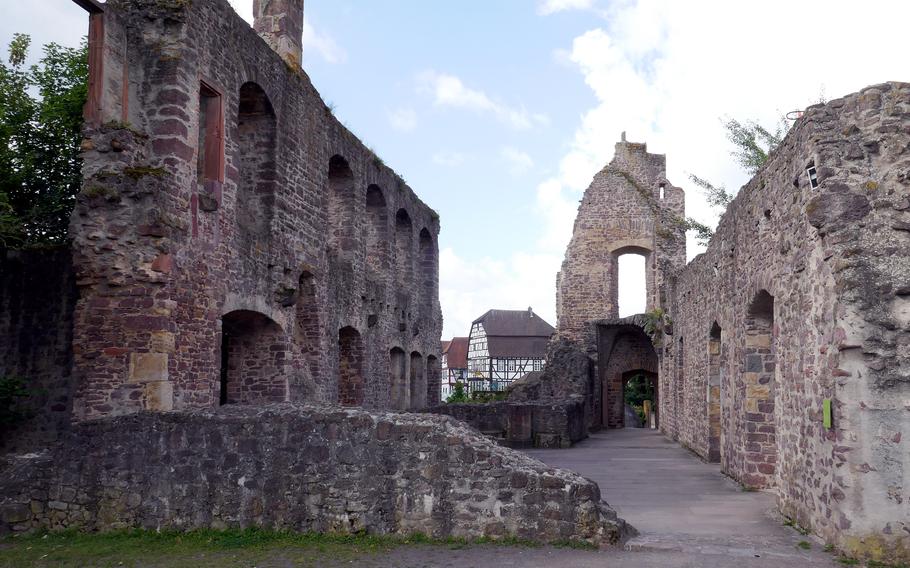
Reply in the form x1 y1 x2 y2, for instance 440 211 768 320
661 83 909 561
0 0 636 547
552 83 909 562
0 405 630 545
69 0 442 420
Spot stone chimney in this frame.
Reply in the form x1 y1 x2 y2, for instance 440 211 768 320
253 0 304 68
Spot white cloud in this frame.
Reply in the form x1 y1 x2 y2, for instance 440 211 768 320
388 107 417 132
417 70 548 130
303 21 347 64
538 0 595 15
439 248 562 338
501 147 534 176
432 151 467 167
525 0 910 321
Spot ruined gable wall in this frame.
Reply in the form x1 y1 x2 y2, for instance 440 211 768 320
70 0 441 420
556 140 686 347
665 83 909 560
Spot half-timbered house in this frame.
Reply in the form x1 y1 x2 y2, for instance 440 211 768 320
466 308 554 392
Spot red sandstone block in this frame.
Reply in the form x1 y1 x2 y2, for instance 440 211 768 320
102 347 129 357
151 253 173 274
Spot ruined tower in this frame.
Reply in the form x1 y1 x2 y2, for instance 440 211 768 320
555 137 686 342
253 0 304 67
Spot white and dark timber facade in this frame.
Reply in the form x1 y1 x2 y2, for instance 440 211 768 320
466 308 554 391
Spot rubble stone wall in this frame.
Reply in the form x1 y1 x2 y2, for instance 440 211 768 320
69 0 442 421
662 83 909 561
428 399 586 449
0 249 77 452
0 406 630 546
555 138 687 344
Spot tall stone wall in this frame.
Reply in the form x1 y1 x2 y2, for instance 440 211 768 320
556 138 686 344
661 83 909 562
0 249 77 452
69 0 442 420
0 405 631 546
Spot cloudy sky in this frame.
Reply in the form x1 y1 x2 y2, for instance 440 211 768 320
6 0 908 339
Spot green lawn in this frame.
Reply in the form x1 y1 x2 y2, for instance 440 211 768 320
0 529 588 568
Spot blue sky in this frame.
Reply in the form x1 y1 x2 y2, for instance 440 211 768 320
6 0 909 339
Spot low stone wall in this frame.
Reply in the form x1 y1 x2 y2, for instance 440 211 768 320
0 405 631 545
428 399 586 449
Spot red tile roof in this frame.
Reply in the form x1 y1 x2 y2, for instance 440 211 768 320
443 337 469 369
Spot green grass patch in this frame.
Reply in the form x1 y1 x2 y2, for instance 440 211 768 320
797 540 811 550
0 528 566 568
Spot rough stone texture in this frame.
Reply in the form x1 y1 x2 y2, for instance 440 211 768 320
0 405 631 546
0 249 77 452
553 83 909 563
68 0 442 421
660 83 910 562
427 400 586 449
555 138 686 344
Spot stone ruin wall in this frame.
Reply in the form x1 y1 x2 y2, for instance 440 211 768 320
556 139 687 347
68 0 442 421
0 249 77 452
661 83 909 560
0 405 630 546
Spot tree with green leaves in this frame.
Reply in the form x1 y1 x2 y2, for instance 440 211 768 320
0 33 88 249
684 116 789 245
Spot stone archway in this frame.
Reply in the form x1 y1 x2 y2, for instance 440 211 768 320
596 320 659 430
220 310 289 405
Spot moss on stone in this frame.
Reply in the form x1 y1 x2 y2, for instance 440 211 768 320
124 166 167 180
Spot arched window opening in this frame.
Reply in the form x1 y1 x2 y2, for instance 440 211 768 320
409 351 425 409
395 209 413 287
296 271 319 379
742 290 776 489
418 228 435 301
426 355 440 407
675 336 685 434
328 155 356 258
236 82 277 257
220 310 288 405
365 185 389 275
338 327 363 406
389 347 408 410
708 322 722 463
617 253 647 317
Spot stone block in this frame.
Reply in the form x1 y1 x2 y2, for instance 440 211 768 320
128 353 169 383
149 331 175 353
144 381 174 411
746 384 770 401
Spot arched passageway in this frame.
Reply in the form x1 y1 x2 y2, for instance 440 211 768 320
220 310 288 405
597 321 659 430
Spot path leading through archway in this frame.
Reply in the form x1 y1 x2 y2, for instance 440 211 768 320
524 429 838 563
